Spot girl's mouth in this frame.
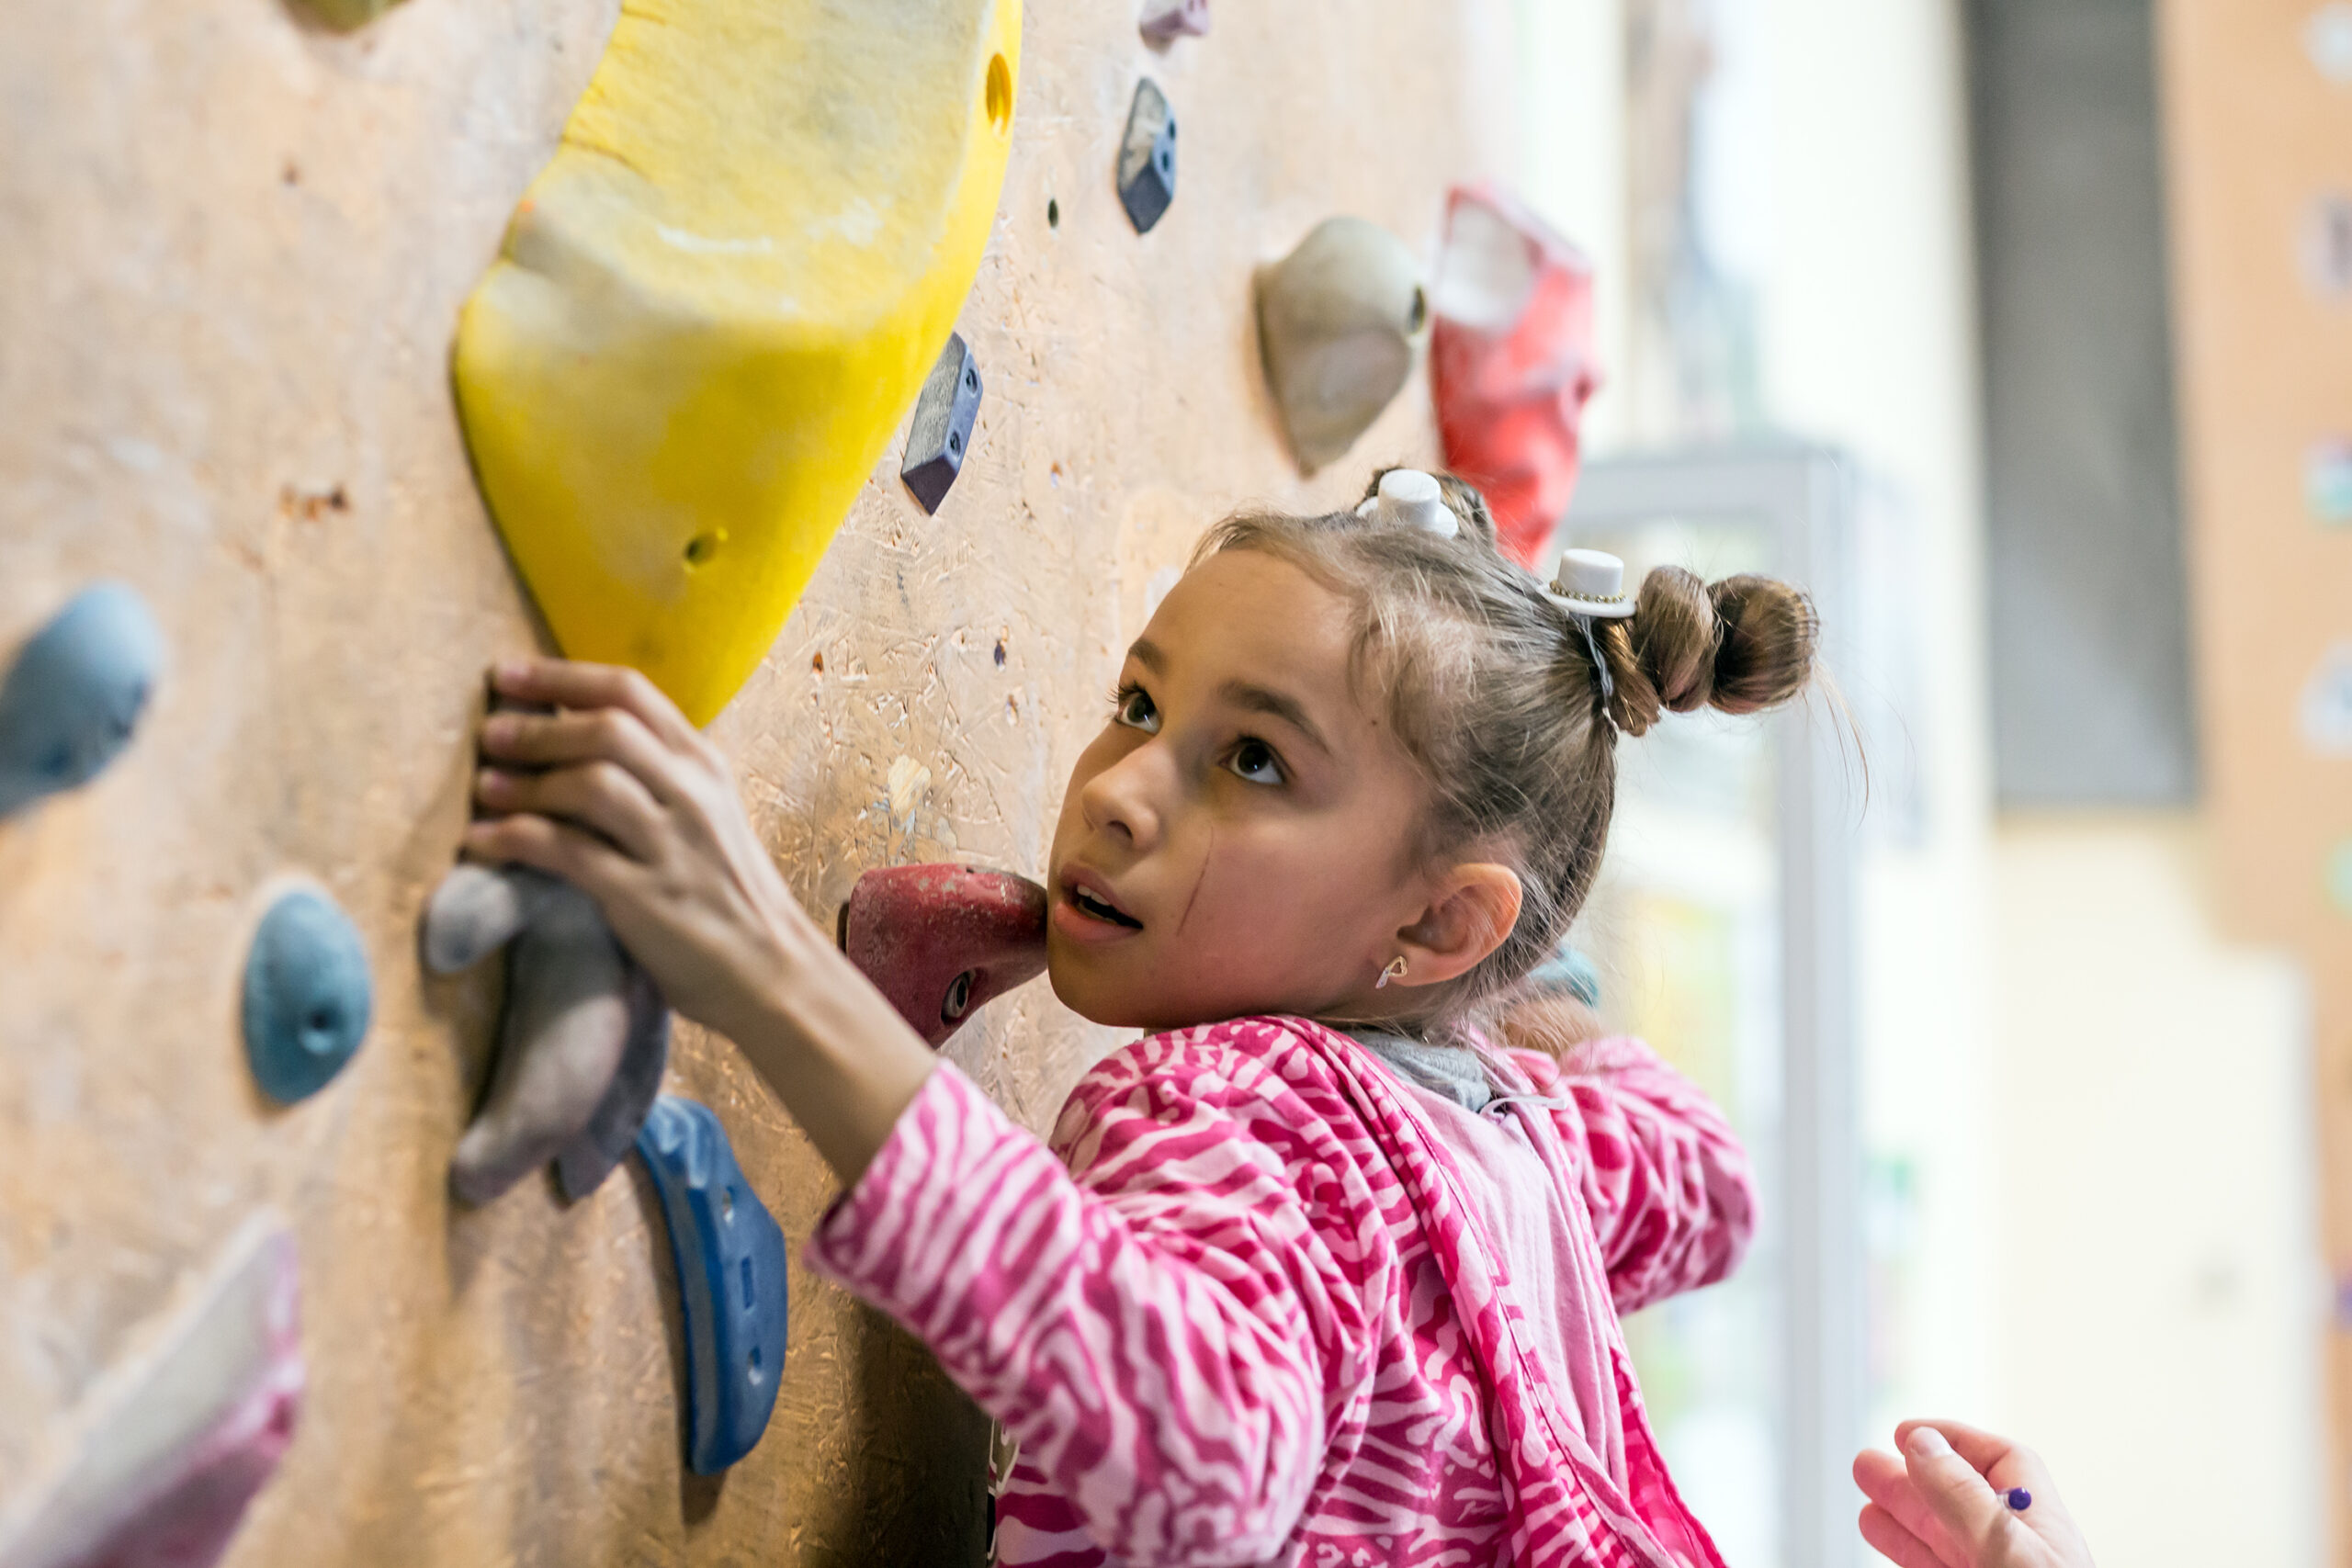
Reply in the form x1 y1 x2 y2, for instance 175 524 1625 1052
1058 874 1144 931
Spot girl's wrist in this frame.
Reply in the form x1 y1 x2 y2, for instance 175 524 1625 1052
714 897 942 1186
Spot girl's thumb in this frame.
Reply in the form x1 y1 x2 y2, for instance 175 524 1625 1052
1903 1426 2006 1547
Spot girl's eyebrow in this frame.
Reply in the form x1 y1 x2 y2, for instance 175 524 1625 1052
1217 680 1331 756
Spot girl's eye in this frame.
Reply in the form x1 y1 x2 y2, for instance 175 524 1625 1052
1227 738 1286 786
1114 683 1160 734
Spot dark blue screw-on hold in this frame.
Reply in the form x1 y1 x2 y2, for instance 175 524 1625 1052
2004 1487 2032 1512
243 889 374 1104
900 333 986 515
636 1096 789 1473
0 582 164 820
1116 78 1177 234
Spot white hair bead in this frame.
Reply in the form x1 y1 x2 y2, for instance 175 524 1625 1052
1546 547 1636 619
1354 468 1460 537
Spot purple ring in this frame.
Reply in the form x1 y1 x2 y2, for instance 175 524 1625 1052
2004 1487 2032 1512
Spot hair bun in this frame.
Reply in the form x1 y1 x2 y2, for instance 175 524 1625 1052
1596 567 1817 734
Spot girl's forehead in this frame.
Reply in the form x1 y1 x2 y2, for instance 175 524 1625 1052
1147 550 1357 675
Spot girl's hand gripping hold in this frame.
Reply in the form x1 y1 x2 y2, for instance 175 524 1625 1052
1853 1420 2094 1568
464 658 937 1184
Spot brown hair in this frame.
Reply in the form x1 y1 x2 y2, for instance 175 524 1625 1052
1193 468 1819 1033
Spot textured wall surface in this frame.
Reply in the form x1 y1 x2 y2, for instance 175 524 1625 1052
0 0 1509 1561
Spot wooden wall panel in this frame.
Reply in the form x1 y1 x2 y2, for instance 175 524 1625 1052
0 2 1509 1560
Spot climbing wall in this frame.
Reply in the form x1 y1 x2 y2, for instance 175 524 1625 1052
0 0 1511 1561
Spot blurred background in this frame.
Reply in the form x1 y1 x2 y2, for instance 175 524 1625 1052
1520 0 2335 1563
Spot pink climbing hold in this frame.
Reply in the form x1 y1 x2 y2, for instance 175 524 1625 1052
838 864 1048 1047
1429 184 1603 570
0 1218 303 1568
1139 0 1208 45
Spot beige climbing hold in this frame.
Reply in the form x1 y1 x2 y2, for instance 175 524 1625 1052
1254 217 1429 475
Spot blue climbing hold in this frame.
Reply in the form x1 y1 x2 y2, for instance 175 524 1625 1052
1526 938 1603 1009
0 582 164 819
636 1096 788 1473
243 889 374 1105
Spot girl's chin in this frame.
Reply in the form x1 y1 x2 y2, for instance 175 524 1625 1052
1043 951 1301 1035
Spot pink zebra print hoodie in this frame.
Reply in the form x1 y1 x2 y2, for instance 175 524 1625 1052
806 1014 1754 1567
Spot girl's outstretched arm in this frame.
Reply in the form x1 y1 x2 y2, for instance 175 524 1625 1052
462 657 939 1185
464 660 1367 1564
1510 1034 1758 1314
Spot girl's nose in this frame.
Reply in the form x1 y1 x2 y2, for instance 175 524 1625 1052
1081 741 1168 851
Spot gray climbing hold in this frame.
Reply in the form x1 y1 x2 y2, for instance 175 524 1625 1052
555 969 670 1201
637 1097 789 1473
423 862 671 1205
1116 79 1177 235
1255 217 1430 473
243 889 373 1105
899 333 984 515
421 863 564 976
0 582 164 820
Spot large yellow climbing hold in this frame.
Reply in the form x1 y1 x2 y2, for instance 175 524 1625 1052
455 0 1022 724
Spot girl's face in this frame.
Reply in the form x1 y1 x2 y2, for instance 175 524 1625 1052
1046 549 1504 1032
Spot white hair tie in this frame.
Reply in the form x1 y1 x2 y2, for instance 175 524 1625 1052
1544 547 1634 716
1354 468 1460 537
1544 548 1635 619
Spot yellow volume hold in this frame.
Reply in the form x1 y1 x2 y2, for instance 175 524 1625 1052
454 0 1022 725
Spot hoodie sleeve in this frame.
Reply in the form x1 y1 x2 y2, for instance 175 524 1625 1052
804 1028 1386 1567
1511 1036 1758 1314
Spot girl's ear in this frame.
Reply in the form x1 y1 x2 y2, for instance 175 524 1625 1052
1394 863 1523 987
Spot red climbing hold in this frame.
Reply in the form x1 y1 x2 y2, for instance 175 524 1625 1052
1429 185 1603 570
838 865 1048 1047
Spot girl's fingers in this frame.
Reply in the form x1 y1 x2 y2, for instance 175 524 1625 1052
490 658 706 755
477 761 664 863
480 706 690 805
463 811 639 900
1859 1503 1955 1568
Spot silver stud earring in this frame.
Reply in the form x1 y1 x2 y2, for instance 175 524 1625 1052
1376 956 1408 989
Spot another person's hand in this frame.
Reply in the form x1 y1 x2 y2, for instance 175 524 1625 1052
1853 1420 2094 1568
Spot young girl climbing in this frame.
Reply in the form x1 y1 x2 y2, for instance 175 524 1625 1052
462 468 1819 1567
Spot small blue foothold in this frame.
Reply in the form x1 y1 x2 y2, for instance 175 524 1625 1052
2004 1486 2032 1512
636 1096 789 1473
0 582 164 819
243 889 374 1105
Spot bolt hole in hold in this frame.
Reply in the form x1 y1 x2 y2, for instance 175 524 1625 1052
986 52 1012 132
993 638 1007 667
741 1255 754 1308
1408 285 1430 333
721 1185 735 1221
1047 197 1060 229
942 968 976 1023
684 531 724 567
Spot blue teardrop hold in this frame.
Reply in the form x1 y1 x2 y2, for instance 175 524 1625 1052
0 581 164 819
636 1096 789 1473
243 889 373 1104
